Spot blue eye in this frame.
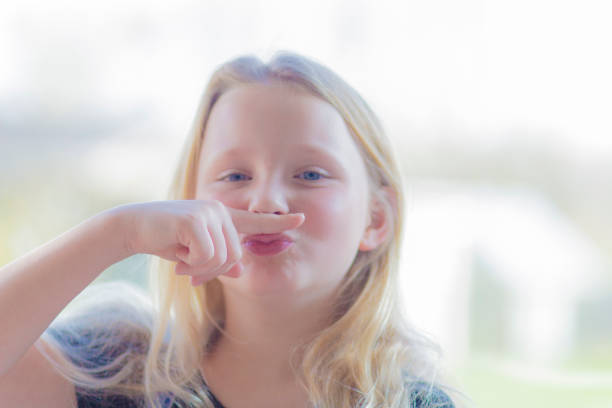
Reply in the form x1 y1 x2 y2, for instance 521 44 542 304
223 173 249 182
299 170 323 181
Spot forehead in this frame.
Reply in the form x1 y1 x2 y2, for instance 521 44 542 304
201 83 358 155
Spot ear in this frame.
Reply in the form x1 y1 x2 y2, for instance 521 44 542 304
359 186 397 251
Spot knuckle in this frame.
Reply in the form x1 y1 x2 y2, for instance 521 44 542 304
208 199 225 212
203 251 223 268
185 244 212 266
219 203 232 220
200 248 215 264
180 213 201 229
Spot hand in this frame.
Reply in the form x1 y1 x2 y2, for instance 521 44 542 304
117 200 305 285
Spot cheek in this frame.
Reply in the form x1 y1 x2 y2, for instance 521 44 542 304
303 188 366 240
195 187 241 208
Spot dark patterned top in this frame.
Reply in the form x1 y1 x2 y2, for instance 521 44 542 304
76 378 452 408
48 326 454 408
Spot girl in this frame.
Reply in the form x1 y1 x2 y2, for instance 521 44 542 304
0 51 456 407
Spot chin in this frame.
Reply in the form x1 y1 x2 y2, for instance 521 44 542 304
218 265 310 298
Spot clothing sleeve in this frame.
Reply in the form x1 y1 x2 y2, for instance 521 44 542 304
46 323 145 408
409 382 455 408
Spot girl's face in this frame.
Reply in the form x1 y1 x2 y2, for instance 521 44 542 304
195 83 372 299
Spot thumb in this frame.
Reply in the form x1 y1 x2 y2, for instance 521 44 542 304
228 208 305 234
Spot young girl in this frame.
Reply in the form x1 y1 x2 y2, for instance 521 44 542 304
0 51 456 407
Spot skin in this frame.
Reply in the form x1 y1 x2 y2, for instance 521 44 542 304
0 81 393 408
194 82 392 407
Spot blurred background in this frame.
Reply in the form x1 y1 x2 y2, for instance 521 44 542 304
1 0 611 406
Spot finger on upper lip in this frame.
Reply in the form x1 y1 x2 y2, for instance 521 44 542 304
230 209 305 235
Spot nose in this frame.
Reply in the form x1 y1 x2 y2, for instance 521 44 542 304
247 176 290 215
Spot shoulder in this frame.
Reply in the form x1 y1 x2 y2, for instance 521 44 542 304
44 321 148 408
407 381 455 408
42 283 155 407
46 282 153 369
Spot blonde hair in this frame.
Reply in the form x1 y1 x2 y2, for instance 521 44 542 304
41 51 456 407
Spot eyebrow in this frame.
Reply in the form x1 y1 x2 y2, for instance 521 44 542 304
208 144 345 166
293 143 345 164
208 146 251 161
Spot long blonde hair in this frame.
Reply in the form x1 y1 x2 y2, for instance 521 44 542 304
41 51 455 407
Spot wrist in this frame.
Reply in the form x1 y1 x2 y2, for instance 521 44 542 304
100 204 138 261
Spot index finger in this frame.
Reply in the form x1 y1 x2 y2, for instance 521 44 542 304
227 208 305 235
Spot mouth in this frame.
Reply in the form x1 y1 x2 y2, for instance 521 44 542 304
242 233 294 244
242 233 294 256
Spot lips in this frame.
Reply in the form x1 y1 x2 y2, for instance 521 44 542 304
242 233 294 244
242 233 294 256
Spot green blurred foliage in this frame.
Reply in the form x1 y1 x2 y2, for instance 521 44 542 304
458 357 612 408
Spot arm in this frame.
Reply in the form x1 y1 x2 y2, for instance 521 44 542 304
0 340 78 407
0 199 304 377
0 207 131 376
